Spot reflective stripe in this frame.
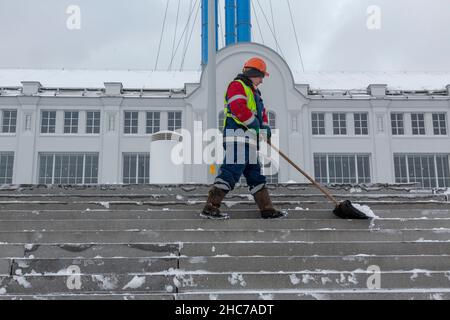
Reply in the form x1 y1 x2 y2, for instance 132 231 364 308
243 114 256 126
227 94 248 104
223 80 257 129
250 183 266 195
214 179 231 191
223 136 258 147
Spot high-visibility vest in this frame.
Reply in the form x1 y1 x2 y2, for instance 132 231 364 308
223 79 257 129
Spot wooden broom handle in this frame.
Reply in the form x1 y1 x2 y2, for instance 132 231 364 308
265 139 340 206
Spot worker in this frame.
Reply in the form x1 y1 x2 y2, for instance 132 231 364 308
201 57 287 220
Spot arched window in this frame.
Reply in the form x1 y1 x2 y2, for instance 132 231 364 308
268 111 277 129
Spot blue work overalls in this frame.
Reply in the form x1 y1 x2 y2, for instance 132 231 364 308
214 90 267 195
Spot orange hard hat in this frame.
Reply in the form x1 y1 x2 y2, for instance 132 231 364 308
244 57 269 77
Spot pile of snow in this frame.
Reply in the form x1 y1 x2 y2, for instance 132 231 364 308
224 201 239 208
122 276 146 290
259 293 274 300
97 202 110 209
24 244 35 251
352 203 379 219
289 274 301 285
92 275 119 290
13 276 32 289
228 273 247 287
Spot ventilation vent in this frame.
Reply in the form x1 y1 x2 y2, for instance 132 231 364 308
150 131 183 143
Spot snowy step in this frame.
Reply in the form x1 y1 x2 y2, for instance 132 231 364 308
1 200 449 212
0 245 24 259
1 291 449 300
175 291 450 300
0 260 11 276
21 243 180 259
181 242 450 257
0 192 445 202
173 272 450 291
4 255 450 276
1 229 450 244
1 208 450 221
1 271 449 295
178 256 450 273
0 183 427 196
10 258 177 275
2 219 450 232
0 274 175 295
0 294 174 300
2 241 450 259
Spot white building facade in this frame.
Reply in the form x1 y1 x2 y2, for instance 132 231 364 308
1 43 450 188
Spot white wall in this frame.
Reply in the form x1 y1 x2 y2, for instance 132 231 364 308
1 43 450 185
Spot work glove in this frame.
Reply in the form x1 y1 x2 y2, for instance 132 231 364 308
260 124 272 143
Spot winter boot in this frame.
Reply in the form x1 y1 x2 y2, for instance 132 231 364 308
253 187 288 219
200 186 230 220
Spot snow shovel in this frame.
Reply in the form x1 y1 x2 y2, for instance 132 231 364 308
264 138 370 219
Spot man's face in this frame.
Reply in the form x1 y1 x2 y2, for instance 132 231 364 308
250 76 264 88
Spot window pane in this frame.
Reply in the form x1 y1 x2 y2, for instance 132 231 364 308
314 154 328 184
168 112 182 131
124 112 139 134
38 153 98 185
391 113 404 135
87 111 101 134
333 113 346 135
398 154 450 188
0 153 14 184
433 113 447 135
2 111 17 133
123 153 150 184
147 112 161 134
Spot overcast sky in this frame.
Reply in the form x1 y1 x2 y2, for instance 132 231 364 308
0 0 449 72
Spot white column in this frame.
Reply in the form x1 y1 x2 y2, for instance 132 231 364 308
15 97 39 183
79 111 87 134
371 101 394 183
101 98 123 184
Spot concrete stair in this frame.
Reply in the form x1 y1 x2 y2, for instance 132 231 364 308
0 183 450 300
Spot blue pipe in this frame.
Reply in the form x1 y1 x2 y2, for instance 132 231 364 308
236 0 251 42
225 0 236 45
201 0 219 66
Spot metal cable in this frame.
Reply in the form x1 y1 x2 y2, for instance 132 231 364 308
255 0 285 59
169 0 182 70
167 0 200 71
251 0 265 45
154 0 171 71
180 2 200 71
286 0 305 72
